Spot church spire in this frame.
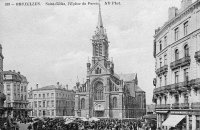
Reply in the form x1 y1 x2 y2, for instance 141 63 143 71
97 0 103 28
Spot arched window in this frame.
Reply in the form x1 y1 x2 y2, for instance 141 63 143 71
159 41 162 51
81 98 85 109
113 97 117 108
175 49 179 61
94 81 104 100
184 44 189 57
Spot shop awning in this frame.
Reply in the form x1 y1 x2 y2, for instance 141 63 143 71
162 115 185 127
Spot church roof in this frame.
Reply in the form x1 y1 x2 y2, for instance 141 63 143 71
135 86 144 92
118 73 136 82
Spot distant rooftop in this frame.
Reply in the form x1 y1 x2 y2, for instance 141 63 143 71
118 73 136 82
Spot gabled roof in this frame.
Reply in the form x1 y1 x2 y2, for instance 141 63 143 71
135 86 144 92
118 73 136 82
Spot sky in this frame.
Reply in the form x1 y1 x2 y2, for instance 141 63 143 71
0 0 187 104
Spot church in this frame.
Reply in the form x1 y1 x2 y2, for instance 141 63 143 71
74 3 146 119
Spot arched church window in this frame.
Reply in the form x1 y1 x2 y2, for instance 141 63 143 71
94 81 104 100
81 98 85 109
113 97 117 108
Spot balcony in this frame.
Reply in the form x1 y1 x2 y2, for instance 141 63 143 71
170 56 191 70
172 103 179 109
191 102 200 109
195 50 200 62
156 104 170 109
156 65 168 76
179 103 189 109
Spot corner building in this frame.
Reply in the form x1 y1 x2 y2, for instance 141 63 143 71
75 4 146 119
3 70 30 117
153 0 200 130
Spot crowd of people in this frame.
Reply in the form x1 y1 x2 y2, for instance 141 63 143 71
0 114 156 130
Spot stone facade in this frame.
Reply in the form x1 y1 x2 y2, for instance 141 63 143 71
28 83 75 117
3 70 29 117
0 44 5 115
75 4 146 119
153 0 200 129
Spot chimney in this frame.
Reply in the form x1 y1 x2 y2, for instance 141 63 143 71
181 0 192 11
66 84 68 90
31 87 32 91
168 7 178 20
13 70 15 73
18 72 20 74
36 84 38 89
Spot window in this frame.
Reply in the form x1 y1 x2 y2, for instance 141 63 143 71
175 71 179 83
39 94 41 98
164 36 167 47
43 94 45 98
95 45 99 56
175 28 179 41
113 97 117 108
34 94 37 98
95 67 101 74
51 93 54 97
164 96 167 105
43 101 45 107
47 101 49 107
175 49 179 61
99 44 102 56
39 101 41 107
184 44 189 57
39 110 42 116
47 93 49 97
7 84 10 91
94 81 104 100
184 68 189 82
34 101 37 108
184 21 188 36
51 100 54 107
24 86 26 92
159 58 162 67
52 110 54 116
81 98 85 109
159 41 162 51
184 94 188 103
7 94 10 101
160 76 162 87
175 95 179 104
21 86 23 92
164 55 167 65
164 75 167 86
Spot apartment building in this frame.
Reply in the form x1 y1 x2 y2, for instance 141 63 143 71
153 0 200 130
28 83 75 117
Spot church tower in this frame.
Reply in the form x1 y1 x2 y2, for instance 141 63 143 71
91 2 109 66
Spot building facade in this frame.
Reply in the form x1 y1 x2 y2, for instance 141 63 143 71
74 3 146 119
28 83 75 117
0 44 5 115
153 0 200 130
3 70 30 117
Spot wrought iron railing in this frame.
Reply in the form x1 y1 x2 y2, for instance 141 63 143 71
171 103 179 109
156 65 168 76
170 56 191 70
